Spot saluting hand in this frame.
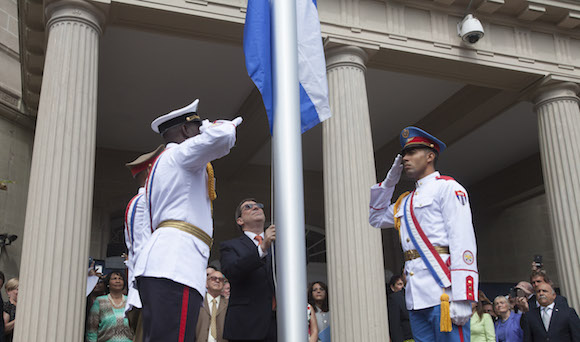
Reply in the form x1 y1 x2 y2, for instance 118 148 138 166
382 154 404 188
261 224 276 253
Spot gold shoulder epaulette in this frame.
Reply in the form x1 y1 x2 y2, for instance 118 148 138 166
393 191 410 232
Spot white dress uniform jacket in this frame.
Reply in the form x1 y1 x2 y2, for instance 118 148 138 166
124 187 150 313
369 171 478 310
134 122 237 298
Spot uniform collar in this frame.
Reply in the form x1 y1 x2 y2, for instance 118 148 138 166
138 187 145 194
415 171 440 188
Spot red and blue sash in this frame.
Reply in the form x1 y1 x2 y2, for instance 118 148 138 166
124 193 143 253
403 191 451 288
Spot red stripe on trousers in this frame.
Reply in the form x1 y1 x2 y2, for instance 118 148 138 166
458 326 465 342
178 286 190 342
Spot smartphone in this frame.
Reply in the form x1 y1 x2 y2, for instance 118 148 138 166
516 288 526 298
533 255 543 269
509 287 517 298
95 265 103 274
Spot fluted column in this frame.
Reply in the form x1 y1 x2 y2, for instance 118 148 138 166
534 82 580 309
323 46 389 342
14 1 104 341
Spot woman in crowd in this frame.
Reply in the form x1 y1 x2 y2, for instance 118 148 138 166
493 295 523 342
3 278 18 342
470 291 495 342
308 281 330 342
86 271 133 342
387 275 413 342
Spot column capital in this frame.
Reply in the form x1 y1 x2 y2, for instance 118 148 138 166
45 0 107 35
325 46 368 71
533 82 580 108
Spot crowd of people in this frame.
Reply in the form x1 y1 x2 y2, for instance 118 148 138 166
5 106 580 342
385 267 580 342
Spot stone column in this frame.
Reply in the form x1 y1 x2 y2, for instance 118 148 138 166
14 1 104 341
323 46 389 341
533 82 580 309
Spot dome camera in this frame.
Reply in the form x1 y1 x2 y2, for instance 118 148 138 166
457 14 484 44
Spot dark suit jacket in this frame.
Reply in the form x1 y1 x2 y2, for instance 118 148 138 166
195 294 229 342
388 290 413 342
220 235 276 340
522 296 580 342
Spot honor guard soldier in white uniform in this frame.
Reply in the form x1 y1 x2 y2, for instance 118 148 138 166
123 144 164 342
134 98 242 342
369 127 478 342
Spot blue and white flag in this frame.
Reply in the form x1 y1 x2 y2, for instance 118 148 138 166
243 0 331 134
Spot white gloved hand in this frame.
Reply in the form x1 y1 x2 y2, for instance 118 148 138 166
199 119 212 134
381 154 404 188
199 117 243 134
231 116 243 127
450 300 473 326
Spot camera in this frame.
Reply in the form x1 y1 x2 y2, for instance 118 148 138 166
533 254 543 269
457 14 484 44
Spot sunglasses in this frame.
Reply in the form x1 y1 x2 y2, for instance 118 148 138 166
241 203 264 211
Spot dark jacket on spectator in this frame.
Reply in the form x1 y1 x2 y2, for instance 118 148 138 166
522 295 580 342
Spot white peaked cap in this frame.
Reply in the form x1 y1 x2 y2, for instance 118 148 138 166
151 99 200 134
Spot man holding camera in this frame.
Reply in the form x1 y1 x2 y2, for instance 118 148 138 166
369 127 478 342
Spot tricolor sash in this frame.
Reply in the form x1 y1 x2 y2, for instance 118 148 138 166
124 193 144 253
403 191 451 288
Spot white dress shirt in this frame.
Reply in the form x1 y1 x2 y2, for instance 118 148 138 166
134 122 237 298
244 231 267 258
206 293 221 342
369 171 478 310
541 302 555 331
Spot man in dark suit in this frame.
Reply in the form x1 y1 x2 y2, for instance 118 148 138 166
522 282 580 341
220 198 276 342
195 270 229 342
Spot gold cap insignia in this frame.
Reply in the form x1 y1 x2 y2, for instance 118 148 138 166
186 114 200 122
402 129 409 139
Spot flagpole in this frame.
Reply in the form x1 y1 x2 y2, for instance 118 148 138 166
271 0 308 340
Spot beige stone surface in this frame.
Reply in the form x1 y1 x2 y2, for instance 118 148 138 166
0 117 33 280
535 82 580 310
323 45 389 342
13 2 103 341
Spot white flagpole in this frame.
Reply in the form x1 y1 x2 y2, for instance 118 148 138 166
271 0 308 341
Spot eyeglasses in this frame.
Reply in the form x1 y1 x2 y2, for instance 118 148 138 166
208 276 225 283
242 203 264 211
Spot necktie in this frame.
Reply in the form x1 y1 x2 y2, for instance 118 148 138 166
254 235 263 246
541 306 551 331
210 298 218 339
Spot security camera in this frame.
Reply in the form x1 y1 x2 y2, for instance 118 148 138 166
457 14 484 44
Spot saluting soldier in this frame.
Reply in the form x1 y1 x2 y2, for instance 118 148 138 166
123 144 164 342
134 98 242 342
369 127 478 342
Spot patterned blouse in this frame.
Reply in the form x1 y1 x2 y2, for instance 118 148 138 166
86 295 133 342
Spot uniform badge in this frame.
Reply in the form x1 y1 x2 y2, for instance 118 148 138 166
402 129 409 138
455 190 467 205
463 250 474 265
